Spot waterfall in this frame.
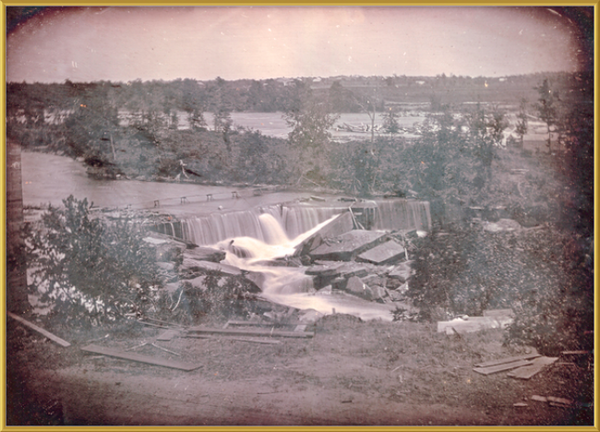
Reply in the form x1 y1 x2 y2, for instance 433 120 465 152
372 200 431 231
175 199 431 246
185 202 431 322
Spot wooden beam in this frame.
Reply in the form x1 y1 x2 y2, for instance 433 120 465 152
8 312 71 347
186 326 314 339
81 344 203 371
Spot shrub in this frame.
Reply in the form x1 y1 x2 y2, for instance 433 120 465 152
24 195 163 326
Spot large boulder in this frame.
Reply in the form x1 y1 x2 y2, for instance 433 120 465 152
143 235 187 262
344 276 373 300
388 261 415 283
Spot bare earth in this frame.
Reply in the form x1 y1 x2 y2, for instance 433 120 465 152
7 315 592 426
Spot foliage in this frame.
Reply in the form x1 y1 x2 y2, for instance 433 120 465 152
158 272 261 324
24 195 162 326
407 222 593 355
514 98 528 148
534 78 559 153
504 226 594 355
284 83 339 183
382 106 401 136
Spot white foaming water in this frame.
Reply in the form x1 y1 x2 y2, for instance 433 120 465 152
216 214 395 321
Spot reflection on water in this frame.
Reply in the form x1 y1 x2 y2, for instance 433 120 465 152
21 151 242 209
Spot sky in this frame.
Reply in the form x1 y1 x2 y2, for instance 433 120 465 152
6 6 592 83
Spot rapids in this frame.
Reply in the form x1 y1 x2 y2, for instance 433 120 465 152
214 213 399 321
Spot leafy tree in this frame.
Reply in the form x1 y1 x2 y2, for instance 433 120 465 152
328 80 361 113
534 78 559 153
24 196 162 326
284 83 339 183
382 106 401 137
514 98 528 149
213 108 232 134
465 103 507 185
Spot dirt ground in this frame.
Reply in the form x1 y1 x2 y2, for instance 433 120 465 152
6 313 593 427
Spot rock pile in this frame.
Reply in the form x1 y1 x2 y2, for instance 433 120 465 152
143 209 420 322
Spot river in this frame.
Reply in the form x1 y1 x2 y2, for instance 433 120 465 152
21 151 317 216
21 150 407 321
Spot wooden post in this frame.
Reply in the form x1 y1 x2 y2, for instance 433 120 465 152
6 141 29 313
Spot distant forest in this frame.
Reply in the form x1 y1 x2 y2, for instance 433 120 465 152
7 71 591 120
7 71 593 207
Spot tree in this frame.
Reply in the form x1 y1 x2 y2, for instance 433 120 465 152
24 196 162 326
515 98 528 149
465 103 507 185
382 106 400 137
284 83 339 183
534 78 559 154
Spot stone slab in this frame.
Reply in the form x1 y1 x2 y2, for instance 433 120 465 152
294 211 355 256
357 240 406 265
310 230 388 261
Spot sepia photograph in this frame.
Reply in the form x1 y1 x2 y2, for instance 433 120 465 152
5 5 594 426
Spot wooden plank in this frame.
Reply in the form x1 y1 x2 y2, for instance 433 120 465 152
81 344 202 371
224 337 281 345
156 329 179 341
226 320 312 328
8 312 71 347
561 350 591 356
508 356 558 380
531 395 548 403
473 359 534 376
475 353 541 368
483 308 514 317
547 396 573 406
186 327 314 339
181 335 280 344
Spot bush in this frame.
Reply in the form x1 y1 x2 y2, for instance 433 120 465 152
24 195 163 326
407 221 593 355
